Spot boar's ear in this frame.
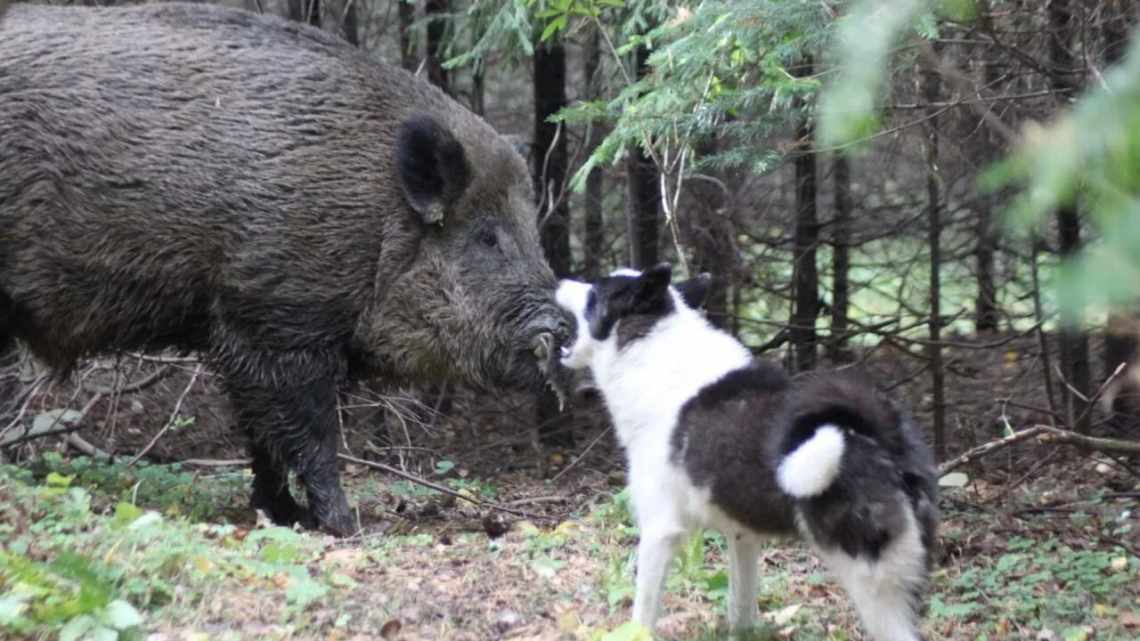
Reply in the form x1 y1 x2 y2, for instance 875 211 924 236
396 115 472 226
673 272 713 310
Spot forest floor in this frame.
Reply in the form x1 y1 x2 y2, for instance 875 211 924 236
1 332 1139 640
1 446 1137 641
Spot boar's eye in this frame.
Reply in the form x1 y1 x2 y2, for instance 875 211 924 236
478 227 498 249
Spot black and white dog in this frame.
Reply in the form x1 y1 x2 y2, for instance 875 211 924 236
555 264 939 641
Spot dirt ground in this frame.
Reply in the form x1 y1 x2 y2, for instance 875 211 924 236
1 331 1139 640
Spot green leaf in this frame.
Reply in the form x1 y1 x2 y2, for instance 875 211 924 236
59 615 97 641
91 626 119 641
0 595 28 625
46 471 74 489
540 14 567 42
529 556 565 579
285 575 329 609
600 621 652 641
112 502 144 528
103 599 143 630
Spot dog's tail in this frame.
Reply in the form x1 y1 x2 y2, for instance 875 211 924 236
776 374 938 641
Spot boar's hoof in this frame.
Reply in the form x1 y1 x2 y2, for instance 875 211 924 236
250 490 315 530
316 507 358 538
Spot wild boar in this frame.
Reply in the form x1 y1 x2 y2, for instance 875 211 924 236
0 2 571 536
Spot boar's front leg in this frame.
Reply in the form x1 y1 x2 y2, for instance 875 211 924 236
225 361 356 537
248 437 312 528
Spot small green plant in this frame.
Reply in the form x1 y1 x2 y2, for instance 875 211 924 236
0 466 348 640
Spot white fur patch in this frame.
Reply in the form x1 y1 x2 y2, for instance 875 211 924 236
554 279 596 370
776 424 845 498
813 505 927 641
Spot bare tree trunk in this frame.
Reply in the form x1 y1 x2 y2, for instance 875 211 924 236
1049 0 1091 431
398 0 417 72
287 0 320 26
626 43 659 269
583 28 605 280
533 40 572 450
974 0 1000 333
924 56 947 462
533 41 570 278
1100 0 1136 432
828 154 851 362
791 56 818 372
341 0 359 46
686 139 734 330
425 0 450 94
471 64 485 116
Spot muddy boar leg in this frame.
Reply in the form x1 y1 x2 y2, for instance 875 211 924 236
297 391 356 537
227 369 355 536
247 437 311 528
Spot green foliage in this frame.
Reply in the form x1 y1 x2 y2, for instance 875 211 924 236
19 453 247 522
818 0 928 148
0 466 345 640
987 36 1140 320
933 536 1139 630
561 0 831 191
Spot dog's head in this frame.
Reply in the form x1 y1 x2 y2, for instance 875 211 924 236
555 263 712 370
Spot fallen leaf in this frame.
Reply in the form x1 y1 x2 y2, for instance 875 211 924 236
938 472 969 488
380 619 402 639
556 611 579 633
1121 611 1140 627
324 548 366 568
1110 557 1130 573
764 604 801 626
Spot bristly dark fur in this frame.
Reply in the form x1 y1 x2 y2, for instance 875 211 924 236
0 3 572 536
672 360 797 534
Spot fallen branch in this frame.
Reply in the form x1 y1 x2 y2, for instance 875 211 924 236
179 458 252 467
1033 424 1140 454
127 364 203 467
339 453 561 522
938 426 1046 475
939 424 1140 476
84 364 173 395
67 433 110 460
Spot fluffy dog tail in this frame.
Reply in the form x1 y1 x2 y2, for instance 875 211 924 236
776 374 939 641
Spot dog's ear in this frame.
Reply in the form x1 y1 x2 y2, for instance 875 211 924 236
631 263 672 311
673 272 713 310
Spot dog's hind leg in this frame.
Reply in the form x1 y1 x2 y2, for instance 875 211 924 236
725 531 762 635
631 525 685 632
812 510 928 641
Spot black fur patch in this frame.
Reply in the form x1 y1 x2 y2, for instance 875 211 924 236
672 273 712 310
584 263 674 343
671 360 798 534
776 373 939 563
395 114 471 224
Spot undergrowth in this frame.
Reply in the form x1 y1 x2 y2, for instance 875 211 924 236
0 457 1136 641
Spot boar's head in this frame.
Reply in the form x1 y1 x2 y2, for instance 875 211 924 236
361 112 573 398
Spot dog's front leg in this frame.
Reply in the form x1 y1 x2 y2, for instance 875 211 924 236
631 527 684 633
726 531 762 636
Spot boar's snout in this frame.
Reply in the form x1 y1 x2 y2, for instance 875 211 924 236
527 310 572 361
527 306 575 409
